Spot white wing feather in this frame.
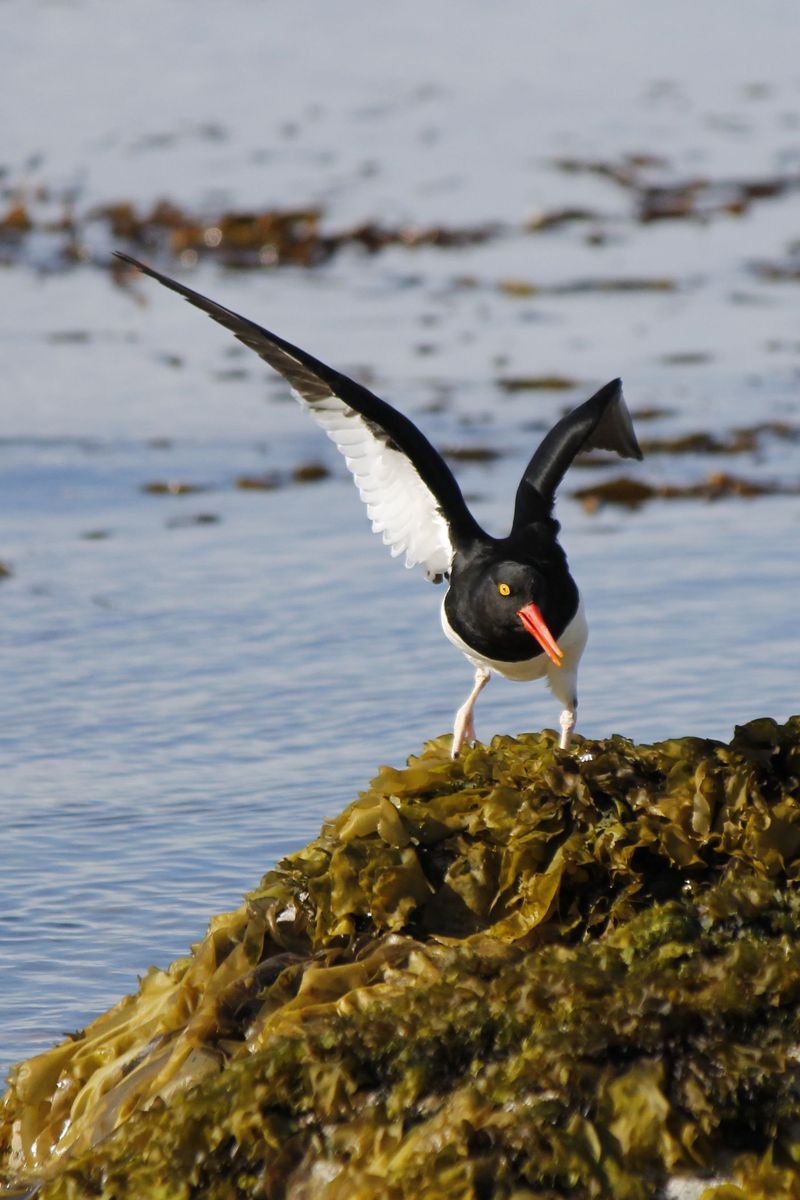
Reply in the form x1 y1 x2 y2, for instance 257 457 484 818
295 392 453 578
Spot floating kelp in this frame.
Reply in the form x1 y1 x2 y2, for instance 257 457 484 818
0 184 499 272
750 252 800 284
553 152 671 188
235 472 282 491
550 155 800 223
291 462 330 484
638 422 800 458
3 719 800 1198
551 276 677 294
441 445 502 464
573 471 800 511
164 512 220 529
659 351 713 366
141 479 213 496
496 374 580 392
638 175 800 223
496 275 678 297
525 206 601 231
4 157 800 274
143 464 331 499
0 201 33 235
568 420 800 499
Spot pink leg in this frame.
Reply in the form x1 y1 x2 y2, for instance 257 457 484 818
559 705 576 750
451 668 490 759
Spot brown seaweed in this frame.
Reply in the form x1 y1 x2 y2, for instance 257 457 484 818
291 462 330 484
496 374 579 392
140 480 213 496
549 155 800 224
573 471 800 511
4 153 800 277
3 720 800 1198
441 445 502 463
3 184 500 272
235 473 282 491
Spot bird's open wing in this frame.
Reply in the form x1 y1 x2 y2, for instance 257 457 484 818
512 378 642 529
115 254 481 580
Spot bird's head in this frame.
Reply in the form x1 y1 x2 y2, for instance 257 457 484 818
446 549 571 666
482 561 564 665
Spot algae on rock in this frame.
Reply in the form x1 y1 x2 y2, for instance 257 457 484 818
2 718 800 1199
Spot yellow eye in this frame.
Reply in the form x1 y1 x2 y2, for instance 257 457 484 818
497 582 511 597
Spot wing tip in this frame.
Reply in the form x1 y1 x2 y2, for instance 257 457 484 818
597 376 643 462
113 250 146 272
112 251 168 288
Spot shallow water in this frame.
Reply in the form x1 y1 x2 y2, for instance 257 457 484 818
2 0 800 1082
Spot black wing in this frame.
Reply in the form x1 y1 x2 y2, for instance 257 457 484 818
511 379 642 530
115 253 482 579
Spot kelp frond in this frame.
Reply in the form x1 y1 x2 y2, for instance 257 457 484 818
2 718 800 1198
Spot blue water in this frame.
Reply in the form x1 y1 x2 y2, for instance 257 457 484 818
2 0 800 1083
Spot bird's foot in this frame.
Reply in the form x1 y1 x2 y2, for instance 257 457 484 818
451 710 476 759
559 708 576 751
451 669 490 759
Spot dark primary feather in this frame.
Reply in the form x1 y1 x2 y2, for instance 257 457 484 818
511 378 642 530
113 252 482 551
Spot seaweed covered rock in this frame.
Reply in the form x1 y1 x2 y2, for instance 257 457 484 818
3 719 800 1199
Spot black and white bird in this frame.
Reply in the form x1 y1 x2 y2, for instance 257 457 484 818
115 253 642 756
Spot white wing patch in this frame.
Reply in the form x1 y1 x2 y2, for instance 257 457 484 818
292 391 454 580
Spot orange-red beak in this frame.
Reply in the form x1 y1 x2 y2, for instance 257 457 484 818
517 603 564 667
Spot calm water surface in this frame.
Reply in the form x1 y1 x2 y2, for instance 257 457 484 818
2 0 800 1081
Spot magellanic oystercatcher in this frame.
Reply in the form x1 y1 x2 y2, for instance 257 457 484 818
115 254 643 756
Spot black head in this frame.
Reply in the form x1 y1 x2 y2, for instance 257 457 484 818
443 530 578 664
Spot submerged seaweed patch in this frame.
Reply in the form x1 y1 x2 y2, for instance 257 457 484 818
495 374 580 392
1 185 499 272
638 422 800 457
549 154 800 224
573 471 800 510
2 719 800 1198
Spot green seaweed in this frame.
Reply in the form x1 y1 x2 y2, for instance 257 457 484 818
3 718 800 1198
